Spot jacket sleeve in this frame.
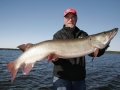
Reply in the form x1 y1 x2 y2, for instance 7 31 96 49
97 44 109 57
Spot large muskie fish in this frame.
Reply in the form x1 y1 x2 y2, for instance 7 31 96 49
6 28 118 83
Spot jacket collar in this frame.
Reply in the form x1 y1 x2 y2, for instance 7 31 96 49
62 25 80 34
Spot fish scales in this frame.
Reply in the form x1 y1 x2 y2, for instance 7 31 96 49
6 28 118 83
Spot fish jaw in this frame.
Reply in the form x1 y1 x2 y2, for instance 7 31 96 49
89 28 118 49
107 28 118 43
6 61 18 83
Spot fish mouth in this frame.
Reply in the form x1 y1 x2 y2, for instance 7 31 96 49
109 28 118 40
89 28 118 49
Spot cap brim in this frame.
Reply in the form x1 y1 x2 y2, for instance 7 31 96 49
64 12 77 17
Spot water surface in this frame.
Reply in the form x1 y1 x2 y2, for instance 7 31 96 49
0 50 120 90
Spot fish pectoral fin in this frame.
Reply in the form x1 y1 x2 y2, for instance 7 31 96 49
6 61 18 83
92 48 99 61
46 53 58 62
17 43 33 52
22 62 35 75
94 48 99 57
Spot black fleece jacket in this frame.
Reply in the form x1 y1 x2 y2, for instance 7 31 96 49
52 25 107 81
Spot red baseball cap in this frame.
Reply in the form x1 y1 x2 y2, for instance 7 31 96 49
64 8 77 17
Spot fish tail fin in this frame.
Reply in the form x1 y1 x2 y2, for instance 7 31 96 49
22 62 35 75
6 61 18 83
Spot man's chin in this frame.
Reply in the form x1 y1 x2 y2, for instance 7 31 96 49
69 25 75 28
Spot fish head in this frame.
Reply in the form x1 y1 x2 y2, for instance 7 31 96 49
89 28 118 49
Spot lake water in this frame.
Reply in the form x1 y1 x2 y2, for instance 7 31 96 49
0 50 120 90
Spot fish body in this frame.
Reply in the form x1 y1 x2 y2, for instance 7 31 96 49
6 28 118 83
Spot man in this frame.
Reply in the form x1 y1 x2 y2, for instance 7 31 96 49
18 8 108 90
52 8 108 90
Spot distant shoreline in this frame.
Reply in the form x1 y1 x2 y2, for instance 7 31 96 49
105 50 120 54
0 48 120 54
0 48 20 50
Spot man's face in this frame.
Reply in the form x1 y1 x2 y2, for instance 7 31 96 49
64 13 77 28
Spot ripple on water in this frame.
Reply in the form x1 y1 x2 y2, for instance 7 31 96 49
0 50 120 90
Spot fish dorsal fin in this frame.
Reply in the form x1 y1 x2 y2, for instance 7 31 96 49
17 43 33 52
